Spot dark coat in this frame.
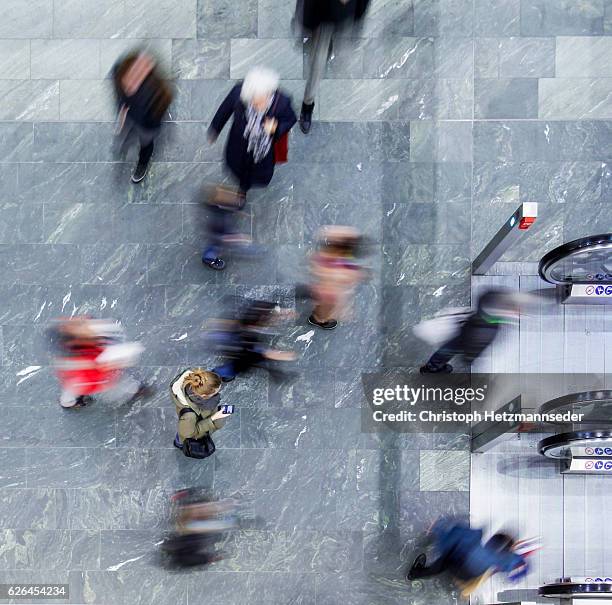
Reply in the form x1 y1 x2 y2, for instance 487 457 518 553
208 83 297 191
296 0 371 31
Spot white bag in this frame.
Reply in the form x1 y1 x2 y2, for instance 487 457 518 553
412 307 472 346
96 342 144 367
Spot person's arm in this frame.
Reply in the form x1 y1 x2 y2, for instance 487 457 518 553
273 94 297 139
208 83 242 142
193 409 232 439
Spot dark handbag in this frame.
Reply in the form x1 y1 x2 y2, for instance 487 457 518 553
178 407 216 459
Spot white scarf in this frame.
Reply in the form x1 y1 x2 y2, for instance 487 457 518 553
243 97 274 164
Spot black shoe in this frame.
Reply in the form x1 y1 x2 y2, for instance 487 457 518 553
299 102 315 134
131 157 151 183
406 553 427 581
68 395 91 409
203 257 226 270
419 363 453 374
308 315 337 330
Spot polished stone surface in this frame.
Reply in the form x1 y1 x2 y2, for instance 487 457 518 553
0 0 609 603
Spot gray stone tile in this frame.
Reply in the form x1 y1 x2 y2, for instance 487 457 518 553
435 162 472 203
475 78 538 118
18 162 86 204
75 570 189 605
382 162 435 202
0 244 83 285
81 243 147 286
0 124 33 162
607 0 612 32
498 37 556 78
539 78 612 120
473 161 521 205
172 39 230 79
519 161 605 205
433 78 473 119
121 0 197 38
434 38 473 79
59 80 115 121
43 203 115 244
0 204 43 244
413 0 473 37
147 244 218 285
408 120 435 162
0 449 29 488
197 0 258 38
187 572 315 605
114 204 182 243
319 79 401 121
437 121 473 162
258 0 299 38
0 489 57 529
419 450 470 491
57 488 170 530
0 529 100 571
0 0 53 38
556 37 612 78
31 40 100 80
356 0 415 37
100 529 161 570
475 38 499 78
475 0 521 36
0 40 30 79
230 39 303 79
32 123 114 162
382 243 471 287
564 203 610 241
397 78 436 119
363 37 434 79
311 37 365 79
52 0 125 38
0 80 59 120
520 0 605 36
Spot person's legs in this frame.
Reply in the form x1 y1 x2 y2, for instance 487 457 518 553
420 334 464 373
301 23 334 134
132 129 156 183
102 374 149 404
60 388 88 408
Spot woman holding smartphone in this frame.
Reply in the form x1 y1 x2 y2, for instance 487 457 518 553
170 368 234 457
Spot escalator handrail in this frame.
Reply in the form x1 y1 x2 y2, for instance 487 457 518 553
538 429 612 457
539 581 612 597
538 233 612 284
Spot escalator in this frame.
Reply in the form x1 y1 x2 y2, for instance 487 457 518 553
539 233 612 304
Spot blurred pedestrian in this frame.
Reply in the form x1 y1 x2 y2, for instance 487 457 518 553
418 289 522 374
206 299 297 382
49 317 148 409
170 368 233 458
406 519 538 597
295 0 371 133
112 50 173 183
201 185 259 271
307 226 369 330
161 489 238 568
207 66 297 199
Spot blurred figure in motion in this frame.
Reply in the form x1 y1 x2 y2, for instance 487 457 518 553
171 368 233 458
112 50 173 183
161 489 238 568
49 317 148 409
406 519 540 597
294 0 371 133
201 184 259 271
417 288 524 374
307 226 369 330
207 66 297 199
206 298 297 383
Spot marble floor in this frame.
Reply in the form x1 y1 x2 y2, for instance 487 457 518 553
0 0 610 603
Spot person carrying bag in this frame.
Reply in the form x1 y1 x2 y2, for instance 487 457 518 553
170 368 233 459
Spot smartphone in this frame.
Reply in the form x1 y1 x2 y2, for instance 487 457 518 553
218 405 235 415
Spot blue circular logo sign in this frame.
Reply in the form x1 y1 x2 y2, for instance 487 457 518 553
595 448 604 455
595 285 605 295
606 286 612 295
604 448 612 455
605 461 612 471
595 460 604 470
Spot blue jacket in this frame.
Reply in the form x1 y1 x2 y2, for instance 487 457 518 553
433 522 524 581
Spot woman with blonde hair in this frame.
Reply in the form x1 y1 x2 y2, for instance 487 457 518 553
170 368 233 458
207 66 297 198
